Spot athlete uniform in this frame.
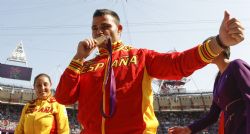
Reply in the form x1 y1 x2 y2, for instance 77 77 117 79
15 96 69 134
55 41 214 134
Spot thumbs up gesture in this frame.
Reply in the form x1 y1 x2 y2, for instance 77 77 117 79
219 11 245 47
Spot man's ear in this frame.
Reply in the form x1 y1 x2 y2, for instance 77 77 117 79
118 24 123 34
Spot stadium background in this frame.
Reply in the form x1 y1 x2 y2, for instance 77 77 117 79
0 22 219 134
2 0 248 133
0 79 218 134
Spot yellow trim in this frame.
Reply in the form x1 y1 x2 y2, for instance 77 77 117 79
112 40 122 46
72 59 84 65
115 45 125 52
98 40 124 56
67 66 81 74
198 45 211 63
201 44 213 60
67 59 83 74
142 67 159 134
102 117 105 134
101 57 110 134
205 40 219 57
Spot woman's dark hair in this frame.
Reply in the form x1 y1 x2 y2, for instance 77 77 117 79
222 47 230 59
215 47 231 81
33 73 52 86
93 9 120 25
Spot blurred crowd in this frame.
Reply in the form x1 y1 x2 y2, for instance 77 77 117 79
0 104 217 134
156 111 218 134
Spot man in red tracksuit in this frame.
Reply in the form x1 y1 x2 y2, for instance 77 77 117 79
55 9 244 134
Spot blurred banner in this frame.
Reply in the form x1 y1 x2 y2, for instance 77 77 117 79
0 63 32 81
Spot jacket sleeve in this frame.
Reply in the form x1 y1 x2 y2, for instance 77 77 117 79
55 59 82 105
14 104 28 134
188 101 221 133
233 60 250 134
56 103 70 134
144 45 211 80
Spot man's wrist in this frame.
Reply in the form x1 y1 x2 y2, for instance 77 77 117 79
209 36 224 54
73 54 85 63
216 35 229 49
198 36 222 63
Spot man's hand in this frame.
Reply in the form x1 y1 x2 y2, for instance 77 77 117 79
74 38 97 60
219 11 244 46
168 126 191 134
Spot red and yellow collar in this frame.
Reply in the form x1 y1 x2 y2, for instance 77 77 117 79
98 40 124 56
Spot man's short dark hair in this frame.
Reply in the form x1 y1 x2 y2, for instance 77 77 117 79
93 9 120 25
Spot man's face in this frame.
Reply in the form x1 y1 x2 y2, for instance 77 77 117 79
92 15 122 43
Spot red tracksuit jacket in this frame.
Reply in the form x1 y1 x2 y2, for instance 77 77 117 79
55 41 209 134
